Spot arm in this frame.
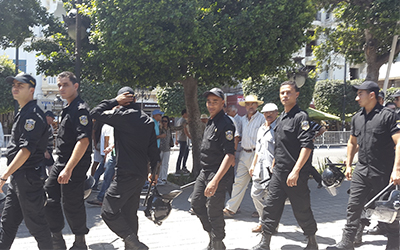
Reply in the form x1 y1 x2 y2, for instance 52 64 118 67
249 153 258 176
204 153 235 197
184 125 191 140
391 132 400 185
345 135 358 180
0 148 31 191
286 147 312 187
234 136 241 151
57 137 90 184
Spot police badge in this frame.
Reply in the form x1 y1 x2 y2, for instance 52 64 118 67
225 130 233 141
301 121 310 131
24 119 36 131
79 115 89 126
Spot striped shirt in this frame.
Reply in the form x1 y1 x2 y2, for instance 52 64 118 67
239 111 266 149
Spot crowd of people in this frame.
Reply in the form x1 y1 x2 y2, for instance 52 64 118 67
0 70 399 250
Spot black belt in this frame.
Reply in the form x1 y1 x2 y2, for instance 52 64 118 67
243 148 255 153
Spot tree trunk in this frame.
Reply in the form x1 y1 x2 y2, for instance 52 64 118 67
181 76 202 177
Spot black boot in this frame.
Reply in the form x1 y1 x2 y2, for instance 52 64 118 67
385 235 399 250
124 234 149 250
326 232 354 250
252 232 271 250
69 235 87 250
304 235 318 250
211 239 226 250
52 231 67 250
353 224 365 247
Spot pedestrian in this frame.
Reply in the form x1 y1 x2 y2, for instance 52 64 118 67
391 90 400 115
90 86 160 250
0 73 52 249
44 71 92 250
252 81 318 250
327 81 400 250
89 119 104 176
152 109 165 148
191 87 235 250
92 123 113 190
175 109 191 174
44 111 56 174
249 103 278 233
223 95 265 217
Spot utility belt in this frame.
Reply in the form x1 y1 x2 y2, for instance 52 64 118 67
243 148 255 153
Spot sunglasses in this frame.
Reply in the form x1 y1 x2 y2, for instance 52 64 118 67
162 120 168 123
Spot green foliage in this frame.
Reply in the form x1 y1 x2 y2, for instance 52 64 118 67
313 79 364 116
385 87 400 103
0 0 51 48
156 83 209 117
79 79 123 108
0 56 16 114
242 73 316 112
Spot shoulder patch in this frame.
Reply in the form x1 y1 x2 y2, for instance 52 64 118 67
225 130 233 141
78 103 87 110
24 119 36 131
79 115 89 126
301 121 310 131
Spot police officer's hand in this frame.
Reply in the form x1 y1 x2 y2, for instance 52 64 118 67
58 168 72 184
286 171 299 187
390 168 400 185
345 166 352 180
204 180 218 197
148 173 158 185
116 92 134 106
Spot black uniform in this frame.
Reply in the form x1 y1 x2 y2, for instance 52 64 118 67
44 96 92 235
0 100 52 249
191 110 235 241
261 104 317 236
344 104 399 240
90 99 159 239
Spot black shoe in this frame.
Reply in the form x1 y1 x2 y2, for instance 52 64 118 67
124 234 148 250
326 232 354 250
353 224 365 247
367 225 385 235
252 232 271 250
69 235 87 250
52 231 67 250
304 235 318 250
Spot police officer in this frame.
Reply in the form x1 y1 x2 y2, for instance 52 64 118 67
391 90 400 115
44 71 92 250
0 73 52 249
90 87 160 250
253 81 318 250
327 81 400 250
191 87 235 250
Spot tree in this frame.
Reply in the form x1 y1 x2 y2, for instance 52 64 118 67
79 80 123 108
314 0 400 82
242 73 316 112
0 55 16 114
0 0 50 48
313 79 362 116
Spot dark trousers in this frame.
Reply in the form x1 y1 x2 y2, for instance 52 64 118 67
262 171 317 236
344 170 399 240
101 172 146 239
44 164 89 235
0 168 52 250
191 169 230 240
176 141 189 172
309 166 322 184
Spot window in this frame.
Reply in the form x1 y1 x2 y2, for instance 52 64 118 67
13 59 27 73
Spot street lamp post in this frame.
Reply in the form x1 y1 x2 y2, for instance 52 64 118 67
135 88 152 110
288 57 309 88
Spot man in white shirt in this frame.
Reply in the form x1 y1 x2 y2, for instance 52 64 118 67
224 95 265 216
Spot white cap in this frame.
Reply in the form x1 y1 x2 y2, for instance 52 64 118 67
261 103 278 113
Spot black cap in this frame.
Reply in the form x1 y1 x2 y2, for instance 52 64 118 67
352 81 379 92
203 87 224 99
117 86 135 96
378 91 385 99
6 73 36 88
391 90 400 98
45 111 55 118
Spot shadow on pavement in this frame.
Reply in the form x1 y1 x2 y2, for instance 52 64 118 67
89 242 117 250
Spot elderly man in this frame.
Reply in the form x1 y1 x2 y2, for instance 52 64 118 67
249 103 278 233
223 95 265 217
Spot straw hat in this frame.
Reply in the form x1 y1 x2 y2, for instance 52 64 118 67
200 114 208 119
238 95 264 107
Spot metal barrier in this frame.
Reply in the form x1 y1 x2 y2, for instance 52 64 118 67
314 131 351 148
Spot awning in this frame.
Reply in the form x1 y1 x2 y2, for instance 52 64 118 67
306 107 341 121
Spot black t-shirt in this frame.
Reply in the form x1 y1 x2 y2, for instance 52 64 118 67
55 96 92 166
200 110 235 172
274 104 314 173
351 104 400 176
7 100 49 170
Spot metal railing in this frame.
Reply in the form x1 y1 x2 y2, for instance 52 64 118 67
314 131 351 148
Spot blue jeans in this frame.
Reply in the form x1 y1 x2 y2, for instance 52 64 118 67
97 155 116 201
93 158 105 189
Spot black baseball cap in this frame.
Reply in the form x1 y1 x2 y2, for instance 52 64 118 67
391 90 400 98
378 91 385 99
117 86 135 96
6 73 36 88
352 81 379 92
203 87 224 99
45 111 55 118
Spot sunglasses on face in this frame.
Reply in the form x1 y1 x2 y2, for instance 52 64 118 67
162 120 168 123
